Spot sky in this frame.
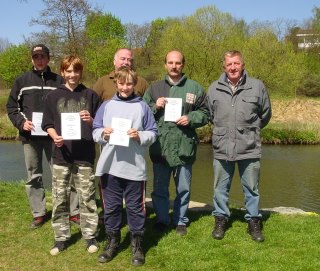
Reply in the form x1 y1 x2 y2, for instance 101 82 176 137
0 0 319 45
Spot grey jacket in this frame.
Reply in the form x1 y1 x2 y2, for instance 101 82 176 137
207 71 272 161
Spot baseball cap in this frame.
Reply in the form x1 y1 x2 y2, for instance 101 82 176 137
31 44 50 57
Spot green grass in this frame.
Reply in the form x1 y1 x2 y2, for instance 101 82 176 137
262 122 320 144
1 182 320 271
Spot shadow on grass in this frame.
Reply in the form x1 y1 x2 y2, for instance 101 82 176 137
95 202 273 255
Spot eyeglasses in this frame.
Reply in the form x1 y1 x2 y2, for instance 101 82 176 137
32 54 47 60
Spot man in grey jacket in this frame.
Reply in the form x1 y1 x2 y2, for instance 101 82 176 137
207 50 271 242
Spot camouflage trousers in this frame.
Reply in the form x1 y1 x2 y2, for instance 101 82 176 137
51 163 98 241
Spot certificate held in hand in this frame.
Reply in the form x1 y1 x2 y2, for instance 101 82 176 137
164 98 182 122
109 117 132 147
31 112 48 136
61 113 81 140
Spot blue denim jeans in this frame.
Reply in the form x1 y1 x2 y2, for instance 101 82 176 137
151 163 192 226
212 158 262 221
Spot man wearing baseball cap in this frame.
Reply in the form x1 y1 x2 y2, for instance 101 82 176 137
31 44 50 57
6 44 80 229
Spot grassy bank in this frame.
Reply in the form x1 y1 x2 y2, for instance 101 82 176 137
0 182 320 271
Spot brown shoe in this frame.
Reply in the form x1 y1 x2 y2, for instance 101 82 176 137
247 218 265 242
212 216 227 240
30 216 45 229
176 225 187 236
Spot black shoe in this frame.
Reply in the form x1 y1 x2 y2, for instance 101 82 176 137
30 216 45 229
176 225 187 236
212 216 227 240
131 231 145 266
86 238 99 253
247 218 265 242
50 241 67 256
153 222 167 232
98 231 121 263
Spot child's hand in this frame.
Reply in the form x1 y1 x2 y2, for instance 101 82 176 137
53 135 64 148
80 110 93 125
128 128 140 142
103 127 113 141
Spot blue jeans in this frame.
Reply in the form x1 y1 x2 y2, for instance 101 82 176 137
151 163 192 226
212 158 261 221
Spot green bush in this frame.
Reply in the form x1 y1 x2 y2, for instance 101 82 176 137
296 74 320 97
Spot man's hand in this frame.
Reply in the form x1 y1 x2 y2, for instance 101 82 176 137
176 115 189 126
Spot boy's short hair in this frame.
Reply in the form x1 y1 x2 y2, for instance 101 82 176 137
60 55 83 74
114 66 137 86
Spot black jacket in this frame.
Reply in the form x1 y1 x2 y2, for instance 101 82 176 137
42 83 101 166
6 66 64 141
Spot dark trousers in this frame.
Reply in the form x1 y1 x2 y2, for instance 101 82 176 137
100 174 146 232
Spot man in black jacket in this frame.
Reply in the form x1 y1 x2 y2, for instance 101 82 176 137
6 44 79 229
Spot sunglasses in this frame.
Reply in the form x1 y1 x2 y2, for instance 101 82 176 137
32 54 47 60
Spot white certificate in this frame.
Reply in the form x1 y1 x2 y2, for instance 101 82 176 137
164 98 182 122
61 113 81 140
31 112 47 136
109 117 132 147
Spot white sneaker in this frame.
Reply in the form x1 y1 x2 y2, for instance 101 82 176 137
86 238 99 253
50 241 66 256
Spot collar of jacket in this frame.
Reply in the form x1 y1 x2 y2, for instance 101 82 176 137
32 66 52 77
164 73 187 87
222 70 247 85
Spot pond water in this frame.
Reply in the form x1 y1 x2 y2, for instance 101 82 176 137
1 141 320 213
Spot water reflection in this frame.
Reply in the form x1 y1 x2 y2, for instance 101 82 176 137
1 141 319 213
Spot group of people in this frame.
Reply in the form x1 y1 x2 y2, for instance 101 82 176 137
6 44 271 266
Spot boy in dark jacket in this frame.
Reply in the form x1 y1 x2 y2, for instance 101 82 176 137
42 55 100 255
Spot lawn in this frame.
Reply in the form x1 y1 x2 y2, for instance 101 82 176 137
0 182 320 271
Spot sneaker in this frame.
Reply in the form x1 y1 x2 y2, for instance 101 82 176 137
86 238 99 253
247 218 265 242
50 241 67 256
69 214 80 226
30 216 45 229
212 216 227 240
176 225 187 236
153 222 167 232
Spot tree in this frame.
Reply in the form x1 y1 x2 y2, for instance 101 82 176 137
0 44 30 87
84 11 126 80
125 23 151 49
243 29 304 98
310 6 320 31
144 18 171 68
30 0 91 56
0 38 11 53
149 6 248 88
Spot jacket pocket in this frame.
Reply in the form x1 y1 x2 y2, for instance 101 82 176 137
240 96 260 123
178 134 197 158
212 126 227 154
236 126 260 154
